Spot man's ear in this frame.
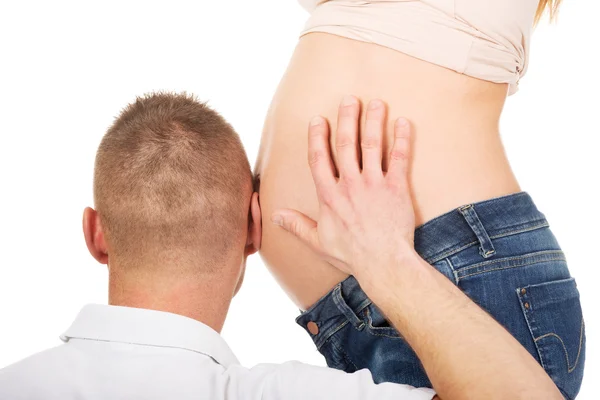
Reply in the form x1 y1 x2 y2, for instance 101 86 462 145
245 192 262 256
83 207 108 265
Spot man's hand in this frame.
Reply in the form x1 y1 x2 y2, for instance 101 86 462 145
271 95 563 400
271 96 417 283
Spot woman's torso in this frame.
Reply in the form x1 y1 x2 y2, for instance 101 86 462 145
257 1 534 309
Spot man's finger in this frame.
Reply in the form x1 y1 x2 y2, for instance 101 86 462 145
308 116 337 194
386 118 412 183
361 100 385 177
335 95 361 179
271 210 321 252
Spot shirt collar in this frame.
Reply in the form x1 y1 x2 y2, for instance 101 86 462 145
61 304 239 368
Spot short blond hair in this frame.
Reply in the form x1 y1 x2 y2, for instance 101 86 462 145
94 92 252 271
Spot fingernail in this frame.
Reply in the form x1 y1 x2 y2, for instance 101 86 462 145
396 118 409 127
368 100 382 110
271 215 283 226
341 95 357 106
310 116 325 126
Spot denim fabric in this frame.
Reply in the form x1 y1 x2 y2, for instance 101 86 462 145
296 192 586 399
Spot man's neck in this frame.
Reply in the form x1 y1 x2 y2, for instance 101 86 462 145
108 269 235 333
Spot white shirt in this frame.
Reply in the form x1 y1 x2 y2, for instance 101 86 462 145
0 304 435 400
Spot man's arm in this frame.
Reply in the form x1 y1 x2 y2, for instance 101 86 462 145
365 254 558 400
272 96 562 400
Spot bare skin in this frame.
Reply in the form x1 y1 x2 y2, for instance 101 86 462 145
256 33 521 309
272 99 561 399
80 97 561 399
82 191 263 333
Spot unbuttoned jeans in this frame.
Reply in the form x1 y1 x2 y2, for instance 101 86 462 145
297 193 586 399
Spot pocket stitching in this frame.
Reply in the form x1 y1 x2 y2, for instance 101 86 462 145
315 320 350 350
518 279 585 376
518 287 547 370
364 307 403 339
534 318 585 373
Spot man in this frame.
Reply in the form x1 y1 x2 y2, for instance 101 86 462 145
0 92 561 399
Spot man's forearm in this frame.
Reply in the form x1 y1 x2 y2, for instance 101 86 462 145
275 98 563 399
360 252 562 400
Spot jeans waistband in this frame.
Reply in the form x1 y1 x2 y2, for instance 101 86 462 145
414 192 547 263
296 192 549 348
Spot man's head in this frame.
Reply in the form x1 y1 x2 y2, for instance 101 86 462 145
83 93 260 293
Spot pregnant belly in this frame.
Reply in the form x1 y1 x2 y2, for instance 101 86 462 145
256 33 520 309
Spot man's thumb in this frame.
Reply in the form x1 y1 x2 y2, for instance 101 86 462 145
271 210 320 251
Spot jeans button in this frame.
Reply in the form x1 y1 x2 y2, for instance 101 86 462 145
307 321 319 335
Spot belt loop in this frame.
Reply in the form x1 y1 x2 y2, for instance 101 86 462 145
332 285 365 331
458 204 496 258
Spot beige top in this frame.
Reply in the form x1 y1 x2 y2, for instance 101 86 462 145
298 0 539 95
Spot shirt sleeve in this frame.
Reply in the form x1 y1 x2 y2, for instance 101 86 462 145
226 361 436 400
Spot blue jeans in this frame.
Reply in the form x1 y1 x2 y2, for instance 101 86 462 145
297 193 586 399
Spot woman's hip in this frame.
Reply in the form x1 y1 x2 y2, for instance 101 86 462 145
296 192 586 399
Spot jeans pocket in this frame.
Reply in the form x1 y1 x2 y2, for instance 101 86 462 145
362 304 403 339
518 278 585 399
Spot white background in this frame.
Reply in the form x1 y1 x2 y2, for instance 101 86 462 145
0 0 598 398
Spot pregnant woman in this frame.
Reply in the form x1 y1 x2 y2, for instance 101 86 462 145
255 1 585 398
